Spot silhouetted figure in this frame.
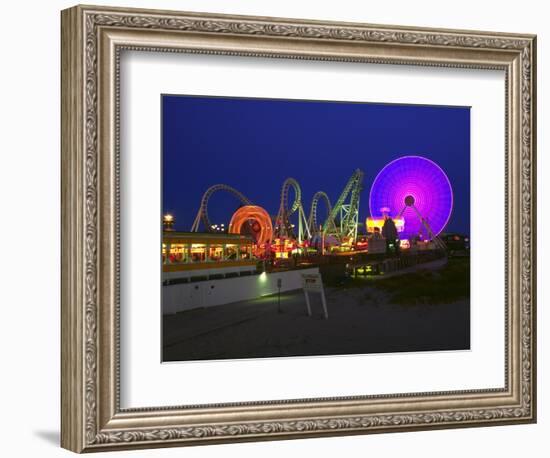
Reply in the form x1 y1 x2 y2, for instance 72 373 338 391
382 215 399 255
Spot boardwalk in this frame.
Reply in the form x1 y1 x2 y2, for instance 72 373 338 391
163 258 470 361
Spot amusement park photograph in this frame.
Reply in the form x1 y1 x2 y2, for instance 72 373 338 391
161 94 471 362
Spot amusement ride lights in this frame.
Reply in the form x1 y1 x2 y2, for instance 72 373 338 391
191 170 364 245
273 177 311 243
322 169 364 241
189 157 452 251
308 191 335 236
228 205 273 255
369 156 453 242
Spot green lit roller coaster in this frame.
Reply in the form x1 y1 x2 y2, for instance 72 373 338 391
191 169 364 243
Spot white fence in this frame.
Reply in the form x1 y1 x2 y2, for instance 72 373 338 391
163 267 320 315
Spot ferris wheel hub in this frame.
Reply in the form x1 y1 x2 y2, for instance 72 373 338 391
404 195 415 206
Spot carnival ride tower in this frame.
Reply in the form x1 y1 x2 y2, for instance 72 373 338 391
273 178 311 243
308 191 335 236
322 169 364 242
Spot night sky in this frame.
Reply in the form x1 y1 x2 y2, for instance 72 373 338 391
162 95 470 235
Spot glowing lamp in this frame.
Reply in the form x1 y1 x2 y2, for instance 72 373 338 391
163 213 175 231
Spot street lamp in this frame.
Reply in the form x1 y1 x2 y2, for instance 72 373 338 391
163 213 175 231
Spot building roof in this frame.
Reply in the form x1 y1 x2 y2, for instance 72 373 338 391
162 231 254 245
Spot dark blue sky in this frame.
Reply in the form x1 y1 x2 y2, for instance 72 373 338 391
162 95 470 235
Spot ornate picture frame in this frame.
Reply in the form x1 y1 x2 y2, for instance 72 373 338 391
61 4 536 453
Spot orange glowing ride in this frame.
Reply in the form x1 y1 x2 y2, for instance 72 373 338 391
228 205 273 255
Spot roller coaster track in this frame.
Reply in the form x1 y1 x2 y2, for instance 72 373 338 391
323 169 364 242
308 191 335 235
190 172 363 243
190 184 252 232
274 178 311 242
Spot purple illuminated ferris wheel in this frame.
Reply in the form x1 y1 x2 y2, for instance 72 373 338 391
369 156 453 241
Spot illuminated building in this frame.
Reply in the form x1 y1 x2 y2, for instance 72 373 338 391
162 231 320 314
366 216 405 233
162 232 257 280
270 237 297 259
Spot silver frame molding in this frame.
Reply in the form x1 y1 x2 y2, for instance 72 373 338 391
61 4 537 453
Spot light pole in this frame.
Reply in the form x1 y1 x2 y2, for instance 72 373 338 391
277 278 282 313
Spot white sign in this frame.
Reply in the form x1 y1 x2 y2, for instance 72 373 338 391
301 273 323 291
301 273 328 319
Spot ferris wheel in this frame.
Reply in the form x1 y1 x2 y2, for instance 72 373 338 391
369 156 453 244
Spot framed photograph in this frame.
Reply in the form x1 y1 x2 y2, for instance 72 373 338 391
61 4 537 453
